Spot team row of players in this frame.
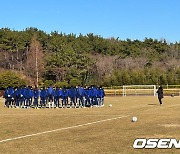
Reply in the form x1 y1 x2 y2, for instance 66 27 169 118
4 86 105 108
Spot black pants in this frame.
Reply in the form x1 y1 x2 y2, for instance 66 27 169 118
158 98 162 105
70 97 76 106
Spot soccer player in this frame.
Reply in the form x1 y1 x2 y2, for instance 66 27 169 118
59 87 63 107
157 86 163 106
54 87 61 108
68 86 77 108
24 86 32 108
84 86 90 107
91 86 98 107
88 86 93 107
47 86 54 108
22 86 27 107
30 86 34 107
40 87 47 108
3 87 8 107
77 85 85 108
97 86 105 106
33 86 39 109
6 86 14 108
62 87 68 108
13 87 18 108
15 86 21 108
19 86 25 108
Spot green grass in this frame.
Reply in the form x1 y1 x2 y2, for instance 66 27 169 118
0 96 180 154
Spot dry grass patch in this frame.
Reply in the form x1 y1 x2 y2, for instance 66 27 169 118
0 96 179 154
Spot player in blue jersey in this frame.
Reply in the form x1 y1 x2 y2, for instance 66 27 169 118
77 85 85 108
24 86 32 108
84 86 90 107
14 87 21 108
13 87 18 108
33 86 39 109
91 86 98 107
88 87 93 107
29 86 34 107
6 86 15 108
97 86 105 106
40 87 47 108
68 86 77 108
62 87 68 108
3 88 8 107
54 87 62 108
47 86 54 108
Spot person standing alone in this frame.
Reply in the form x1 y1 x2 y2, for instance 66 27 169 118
157 86 163 106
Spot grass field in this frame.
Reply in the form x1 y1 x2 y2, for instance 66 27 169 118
0 96 180 154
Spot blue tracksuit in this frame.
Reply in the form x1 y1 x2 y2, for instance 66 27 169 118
62 88 68 107
97 88 105 106
19 87 25 107
84 88 91 106
54 88 61 107
15 88 20 103
40 88 47 107
24 87 31 107
6 87 14 107
4 88 8 106
88 88 93 106
22 87 27 106
30 88 34 106
92 87 98 105
33 88 39 108
68 87 77 107
14 88 19 107
47 86 54 102
77 87 85 107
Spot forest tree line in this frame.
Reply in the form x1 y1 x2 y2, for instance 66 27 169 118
0 27 179 88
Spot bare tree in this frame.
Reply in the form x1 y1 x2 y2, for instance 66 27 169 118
92 54 116 79
26 34 44 86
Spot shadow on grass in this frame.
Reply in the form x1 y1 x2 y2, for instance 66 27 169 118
147 104 157 106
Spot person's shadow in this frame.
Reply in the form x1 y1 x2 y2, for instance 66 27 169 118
148 104 157 106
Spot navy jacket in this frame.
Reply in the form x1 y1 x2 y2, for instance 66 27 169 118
54 88 62 98
33 89 39 98
69 87 77 98
88 88 93 98
62 88 68 98
98 88 105 98
40 89 47 99
15 87 21 98
47 87 54 96
77 87 84 97
24 87 31 99
92 87 98 97
7 87 14 97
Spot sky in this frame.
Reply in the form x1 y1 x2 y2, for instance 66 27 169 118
0 0 180 42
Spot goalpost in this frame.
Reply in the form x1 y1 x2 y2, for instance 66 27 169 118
122 85 156 96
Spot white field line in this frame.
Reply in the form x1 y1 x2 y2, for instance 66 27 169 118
0 114 124 116
0 115 129 144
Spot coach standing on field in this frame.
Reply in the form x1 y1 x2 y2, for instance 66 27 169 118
157 86 163 106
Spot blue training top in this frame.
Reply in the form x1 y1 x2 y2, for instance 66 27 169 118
69 87 77 98
33 89 39 98
47 87 53 95
40 89 47 98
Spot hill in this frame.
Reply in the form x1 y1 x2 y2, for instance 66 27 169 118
0 27 179 87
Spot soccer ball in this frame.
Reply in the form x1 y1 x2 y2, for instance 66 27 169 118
132 117 138 122
109 104 112 107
